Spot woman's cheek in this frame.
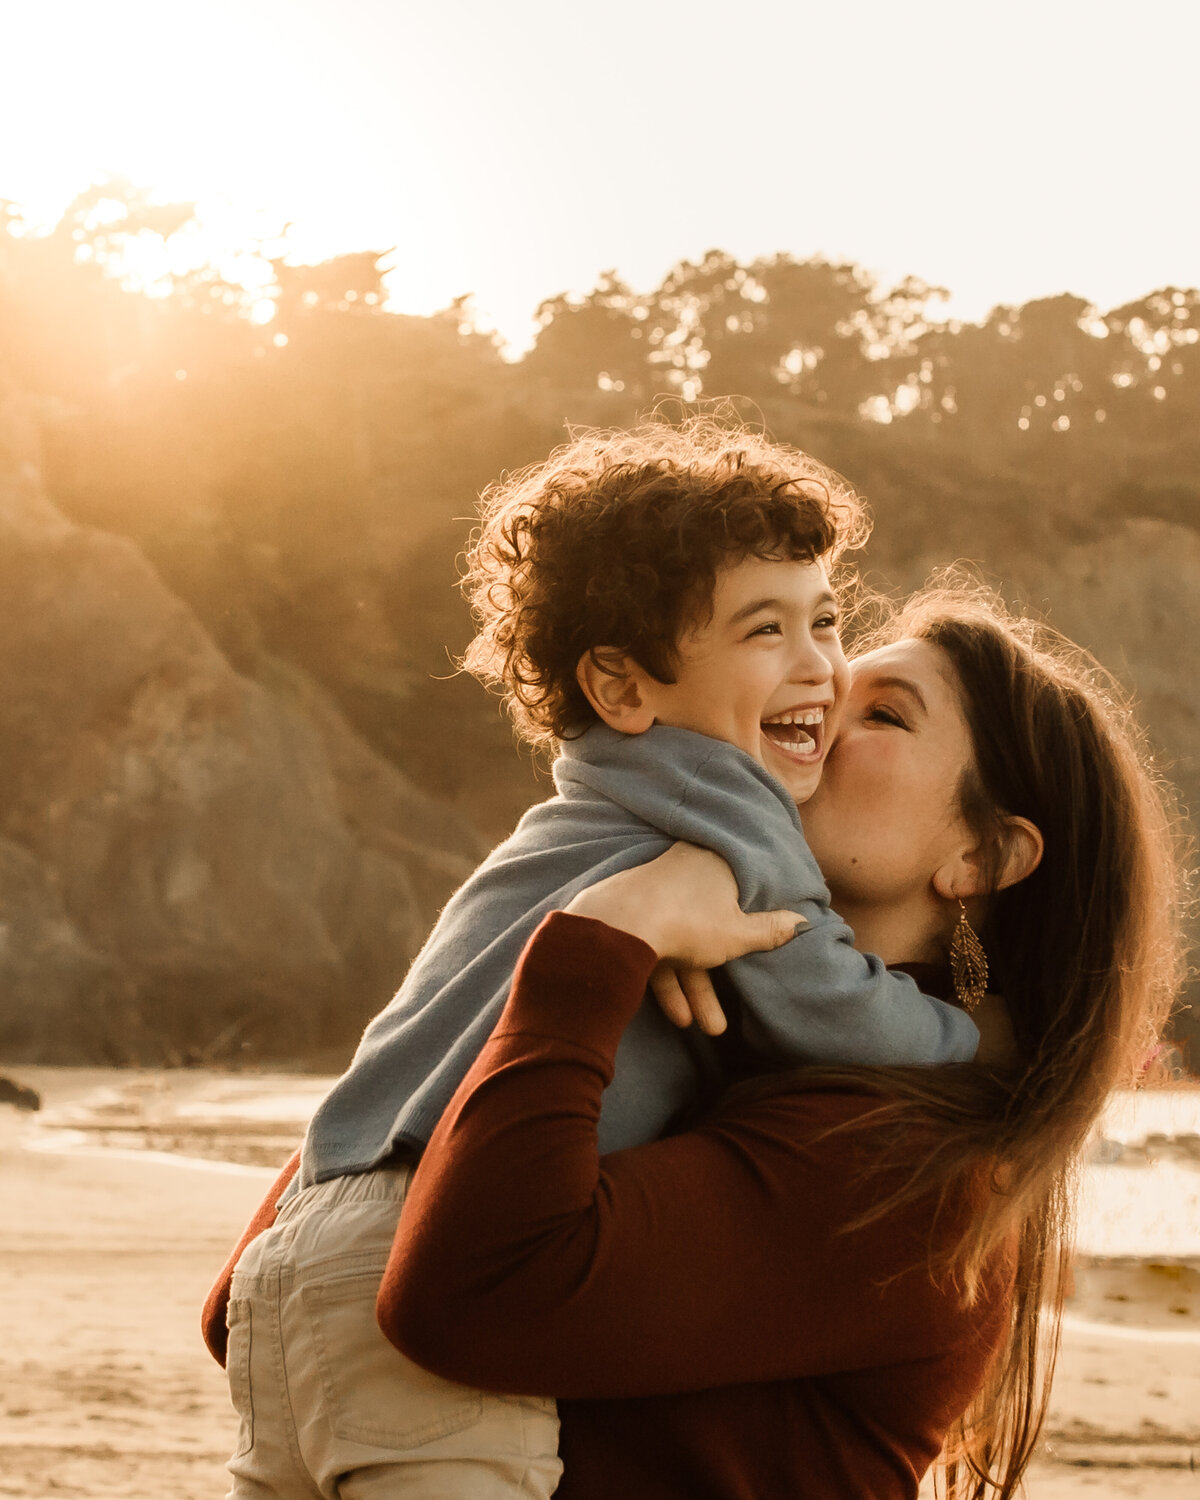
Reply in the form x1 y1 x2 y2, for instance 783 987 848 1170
837 736 889 795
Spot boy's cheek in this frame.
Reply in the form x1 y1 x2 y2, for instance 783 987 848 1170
821 701 846 757
829 652 852 709
794 752 828 803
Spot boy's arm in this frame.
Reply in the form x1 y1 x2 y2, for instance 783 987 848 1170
570 727 979 1066
729 916 978 1065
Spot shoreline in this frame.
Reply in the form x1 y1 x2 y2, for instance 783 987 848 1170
4 1067 1199 1498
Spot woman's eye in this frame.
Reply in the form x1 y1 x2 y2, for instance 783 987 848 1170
866 705 905 728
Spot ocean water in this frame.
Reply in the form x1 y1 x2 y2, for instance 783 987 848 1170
14 1069 1200 1261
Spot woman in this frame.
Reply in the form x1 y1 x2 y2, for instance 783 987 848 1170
379 584 1185 1499
205 584 1184 1499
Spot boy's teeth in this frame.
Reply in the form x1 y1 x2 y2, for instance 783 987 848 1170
762 706 825 757
762 708 825 727
761 724 817 753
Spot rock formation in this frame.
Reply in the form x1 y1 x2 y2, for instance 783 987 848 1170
0 403 482 1066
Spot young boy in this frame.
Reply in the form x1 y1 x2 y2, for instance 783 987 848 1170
218 421 980 1498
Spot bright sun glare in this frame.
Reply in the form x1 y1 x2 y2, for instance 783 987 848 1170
4 1 469 331
5 0 1200 353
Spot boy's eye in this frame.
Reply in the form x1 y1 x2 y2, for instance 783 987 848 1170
814 613 840 631
749 621 783 637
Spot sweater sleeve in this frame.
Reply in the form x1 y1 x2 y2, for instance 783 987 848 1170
666 745 980 1067
379 912 1013 1401
561 726 979 1067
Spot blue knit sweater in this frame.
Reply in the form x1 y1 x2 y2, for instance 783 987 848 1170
297 725 979 1187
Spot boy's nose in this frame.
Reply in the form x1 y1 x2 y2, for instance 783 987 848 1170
789 639 834 683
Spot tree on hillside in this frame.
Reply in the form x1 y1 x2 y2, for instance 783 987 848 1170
0 183 197 405
522 271 650 402
893 295 1112 444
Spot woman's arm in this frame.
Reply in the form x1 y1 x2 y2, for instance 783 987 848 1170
380 908 1012 1401
199 847 792 1365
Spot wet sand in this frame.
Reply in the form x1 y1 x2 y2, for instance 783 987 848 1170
4 1068 1199 1499
1 1077 272 1499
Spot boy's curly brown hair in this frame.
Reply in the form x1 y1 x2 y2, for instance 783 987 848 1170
461 417 870 748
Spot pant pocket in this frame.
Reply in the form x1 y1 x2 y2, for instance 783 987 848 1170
303 1271 484 1448
225 1297 255 1460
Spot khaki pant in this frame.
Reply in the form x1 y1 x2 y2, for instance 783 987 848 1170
224 1164 563 1498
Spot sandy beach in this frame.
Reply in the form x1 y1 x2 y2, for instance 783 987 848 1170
4 1067 1199 1500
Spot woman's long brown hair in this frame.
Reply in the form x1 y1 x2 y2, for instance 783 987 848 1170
754 579 1189 1499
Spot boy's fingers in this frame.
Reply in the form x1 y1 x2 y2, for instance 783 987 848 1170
680 969 727 1036
650 964 693 1029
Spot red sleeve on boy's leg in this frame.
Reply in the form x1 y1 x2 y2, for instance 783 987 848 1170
201 1149 301 1366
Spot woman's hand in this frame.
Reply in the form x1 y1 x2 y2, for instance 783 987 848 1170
564 844 806 1034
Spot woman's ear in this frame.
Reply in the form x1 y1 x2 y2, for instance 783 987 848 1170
994 815 1044 891
932 849 987 903
576 648 657 735
933 815 1044 901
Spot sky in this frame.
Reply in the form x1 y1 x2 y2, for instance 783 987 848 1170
4 0 1198 350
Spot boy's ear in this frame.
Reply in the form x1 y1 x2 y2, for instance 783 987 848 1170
576 648 657 735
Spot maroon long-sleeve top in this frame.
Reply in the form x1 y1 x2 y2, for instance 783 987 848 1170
204 913 1015 1499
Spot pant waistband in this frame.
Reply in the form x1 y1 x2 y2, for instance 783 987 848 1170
275 1163 415 1225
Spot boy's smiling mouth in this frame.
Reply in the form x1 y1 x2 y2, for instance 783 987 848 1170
761 706 826 764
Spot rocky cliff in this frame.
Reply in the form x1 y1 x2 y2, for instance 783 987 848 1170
0 401 482 1066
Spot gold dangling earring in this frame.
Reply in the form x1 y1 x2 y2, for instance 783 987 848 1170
949 899 988 1013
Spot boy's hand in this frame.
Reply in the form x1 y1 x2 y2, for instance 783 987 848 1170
564 842 806 977
971 992 1017 1070
650 963 729 1036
